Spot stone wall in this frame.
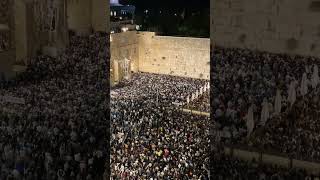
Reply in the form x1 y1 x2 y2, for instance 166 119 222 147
0 0 12 52
12 0 69 63
211 0 320 57
112 31 139 71
110 31 210 83
68 0 109 34
14 0 27 62
139 32 210 80
67 0 92 35
13 0 108 63
0 0 15 79
0 51 15 80
91 0 109 32
110 31 139 84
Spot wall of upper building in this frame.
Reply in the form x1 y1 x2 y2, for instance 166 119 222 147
12 0 108 63
67 0 109 34
67 0 92 35
18 0 68 62
1 0 110 80
211 0 320 57
0 0 15 79
14 0 27 63
110 31 210 82
92 0 109 32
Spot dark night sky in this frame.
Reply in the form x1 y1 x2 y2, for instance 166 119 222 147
119 0 209 8
116 0 210 37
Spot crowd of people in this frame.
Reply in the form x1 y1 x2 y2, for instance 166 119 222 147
4 22 320 178
111 72 210 179
249 87 320 161
114 72 208 105
212 47 320 142
0 33 108 179
211 46 320 178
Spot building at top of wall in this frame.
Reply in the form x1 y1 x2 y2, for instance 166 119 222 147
110 0 136 33
110 0 135 21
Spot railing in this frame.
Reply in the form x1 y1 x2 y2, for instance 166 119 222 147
223 145 320 175
181 108 210 116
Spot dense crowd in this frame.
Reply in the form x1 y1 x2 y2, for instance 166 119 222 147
212 47 319 142
212 46 320 165
0 33 108 179
111 72 210 179
249 87 320 161
113 72 208 105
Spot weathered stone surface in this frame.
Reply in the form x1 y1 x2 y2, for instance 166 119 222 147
111 31 210 84
67 0 109 34
211 0 320 57
139 33 210 80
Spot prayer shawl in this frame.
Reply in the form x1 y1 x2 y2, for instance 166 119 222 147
191 93 195 101
288 81 296 106
312 65 319 89
274 89 282 115
246 105 254 137
300 72 308 96
260 99 270 126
